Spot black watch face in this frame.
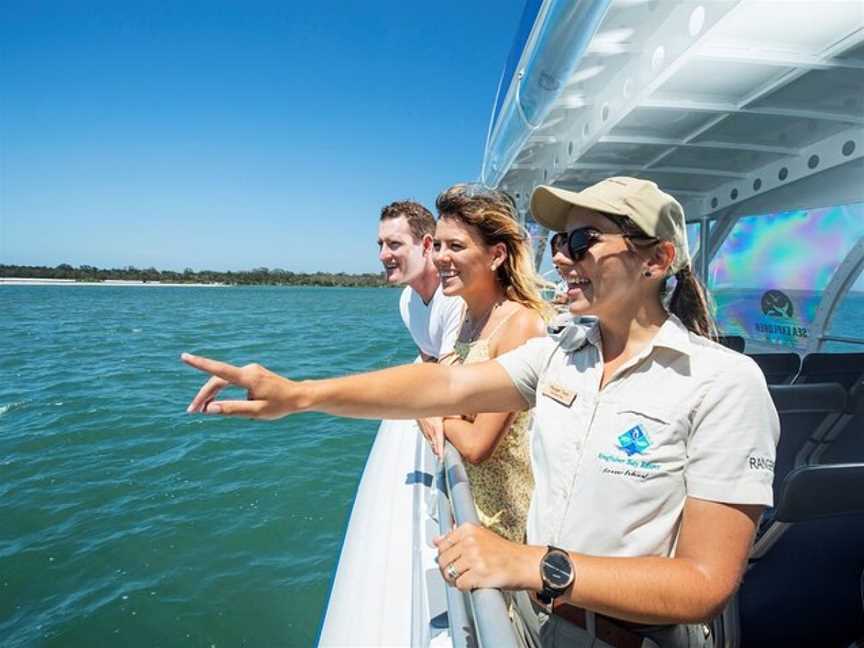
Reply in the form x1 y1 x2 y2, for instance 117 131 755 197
542 551 572 588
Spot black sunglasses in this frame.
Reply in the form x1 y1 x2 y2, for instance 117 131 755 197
549 227 603 260
550 227 656 260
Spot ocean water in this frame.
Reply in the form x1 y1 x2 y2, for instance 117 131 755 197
4 284 863 648
1 286 416 648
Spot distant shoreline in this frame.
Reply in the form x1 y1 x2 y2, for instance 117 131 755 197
1 265 390 288
0 277 391 288
1 278 225 287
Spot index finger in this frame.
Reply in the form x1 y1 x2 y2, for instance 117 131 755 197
181 352 247 386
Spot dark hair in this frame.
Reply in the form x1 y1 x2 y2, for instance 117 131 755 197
609 214 716 339
379 201 436 242
435 184 551 318
667 267 717 339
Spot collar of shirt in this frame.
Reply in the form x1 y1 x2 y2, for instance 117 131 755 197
579 313 693 355
554 313 694 357
555 316 597 352
556 313 694 392
650 314 694 357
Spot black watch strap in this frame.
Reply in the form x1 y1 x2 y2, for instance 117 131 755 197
536 587 557 605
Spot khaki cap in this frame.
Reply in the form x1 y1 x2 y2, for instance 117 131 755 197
530 176 691 273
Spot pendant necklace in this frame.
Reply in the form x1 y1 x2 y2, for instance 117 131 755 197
464 299 505 342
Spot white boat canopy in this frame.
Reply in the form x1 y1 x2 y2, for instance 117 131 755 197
484 0 864 353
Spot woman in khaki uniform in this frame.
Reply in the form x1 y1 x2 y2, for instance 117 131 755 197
182 177 778 648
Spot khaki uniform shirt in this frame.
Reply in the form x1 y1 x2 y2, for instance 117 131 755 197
496 315 779 557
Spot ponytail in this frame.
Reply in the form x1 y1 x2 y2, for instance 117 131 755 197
602 212 716 339
668 267 717 339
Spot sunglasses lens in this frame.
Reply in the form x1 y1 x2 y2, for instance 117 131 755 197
567 229 595 260
550 228 599 259
549 233 565 255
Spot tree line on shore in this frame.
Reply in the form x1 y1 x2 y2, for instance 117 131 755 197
1 264 391 287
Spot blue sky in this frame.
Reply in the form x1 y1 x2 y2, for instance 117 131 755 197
1 1 525 273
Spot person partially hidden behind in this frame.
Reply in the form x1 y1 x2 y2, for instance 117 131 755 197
184 177 779 648
377 200 463 362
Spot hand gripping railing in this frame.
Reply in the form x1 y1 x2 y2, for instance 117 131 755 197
437 442 520 648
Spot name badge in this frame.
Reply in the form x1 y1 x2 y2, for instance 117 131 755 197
541 382 577 407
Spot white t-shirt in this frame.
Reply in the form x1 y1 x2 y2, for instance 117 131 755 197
399 284 463 360
496 314 779 558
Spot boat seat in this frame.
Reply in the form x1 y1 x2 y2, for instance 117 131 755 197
773 463 864 523
747 352 800 384
729 386 864 646
716 335 745 353
736 464 864 647
765 383 847 506
795 352 864 390
810 381 864 465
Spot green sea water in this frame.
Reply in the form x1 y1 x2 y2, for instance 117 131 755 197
1 286 416 648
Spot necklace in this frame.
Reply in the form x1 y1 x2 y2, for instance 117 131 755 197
463 299 505 342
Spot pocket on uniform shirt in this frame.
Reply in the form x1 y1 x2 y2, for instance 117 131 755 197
616 399 672 435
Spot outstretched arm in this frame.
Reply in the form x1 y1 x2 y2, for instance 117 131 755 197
181 352 527 420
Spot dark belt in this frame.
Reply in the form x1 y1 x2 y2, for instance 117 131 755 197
532 595 644 648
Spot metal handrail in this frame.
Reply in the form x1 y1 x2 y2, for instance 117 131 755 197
436 468 474 648
438 442 521 648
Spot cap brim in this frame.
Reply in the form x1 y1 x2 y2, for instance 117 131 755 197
530 185 628 231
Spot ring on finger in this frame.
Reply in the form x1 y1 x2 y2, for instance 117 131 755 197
446 562 459 580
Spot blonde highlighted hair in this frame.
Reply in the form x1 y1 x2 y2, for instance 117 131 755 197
435 184 552 319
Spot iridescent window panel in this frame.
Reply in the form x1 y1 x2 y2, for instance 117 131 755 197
708 202 864 349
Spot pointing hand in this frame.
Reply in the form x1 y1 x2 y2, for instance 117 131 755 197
181 353 302 420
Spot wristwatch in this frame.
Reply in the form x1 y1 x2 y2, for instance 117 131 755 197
537 545 575 604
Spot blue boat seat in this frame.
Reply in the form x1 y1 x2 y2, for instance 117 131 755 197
724 383 864 646
765 383 846 504
811 382 864 465
773 463 864 522
737 465 864 647
747 352 800 384
796 351 864 389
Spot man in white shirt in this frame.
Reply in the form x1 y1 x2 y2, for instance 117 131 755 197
377 200 463 362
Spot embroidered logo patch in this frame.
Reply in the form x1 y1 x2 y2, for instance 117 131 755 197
616 425 651 456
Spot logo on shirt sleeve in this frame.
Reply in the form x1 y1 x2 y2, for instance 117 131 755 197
616 425 652 456
748 455 775 471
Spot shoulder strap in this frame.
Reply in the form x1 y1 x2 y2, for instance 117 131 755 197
484 307 520 341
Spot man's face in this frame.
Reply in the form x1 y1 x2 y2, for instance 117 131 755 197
377 216 428 285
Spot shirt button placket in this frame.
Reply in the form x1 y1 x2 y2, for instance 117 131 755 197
553 404 584 540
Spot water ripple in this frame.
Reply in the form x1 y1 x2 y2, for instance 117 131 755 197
1 286 413 647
